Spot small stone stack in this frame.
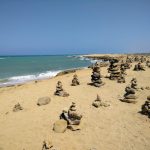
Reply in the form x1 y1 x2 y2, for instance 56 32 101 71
131 78 138 90
120 85 137 103
42 140 54 150
59 102 82 131
54 81 69 97
13 103 23 112
71 74 80 86
92 94 110 108
117 74 125 83
134 62 145 71
146 60 150 68
91 62 105 87
141 96 150 118
120 64 127 75
108 59 121 80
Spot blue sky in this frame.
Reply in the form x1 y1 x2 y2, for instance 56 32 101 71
0 0 150 55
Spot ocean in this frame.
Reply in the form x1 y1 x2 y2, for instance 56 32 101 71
0 55 94 87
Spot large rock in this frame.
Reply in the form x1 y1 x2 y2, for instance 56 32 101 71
53 120 67 133
37 97 51 106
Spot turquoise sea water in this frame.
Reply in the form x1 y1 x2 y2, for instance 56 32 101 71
0 55 92 87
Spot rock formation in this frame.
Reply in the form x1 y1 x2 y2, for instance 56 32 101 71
90 62 105 87
134 62 145 71
141 96 150 118
71 74 80 86
120 85 137 103
54 81 69 97
92 94 110 108
13 103 23 112
108 59 121 80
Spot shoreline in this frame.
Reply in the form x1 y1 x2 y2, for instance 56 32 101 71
0 67 88 89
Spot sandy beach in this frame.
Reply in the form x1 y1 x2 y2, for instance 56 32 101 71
0 59 150 150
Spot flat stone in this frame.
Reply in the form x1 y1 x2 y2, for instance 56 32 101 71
120 99 137 104
53 120 67 133
37 97 51 106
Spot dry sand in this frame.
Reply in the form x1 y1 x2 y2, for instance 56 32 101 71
0 63 150 150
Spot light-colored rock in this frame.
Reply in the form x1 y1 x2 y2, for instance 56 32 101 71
53 120 67 133
37 97 51 106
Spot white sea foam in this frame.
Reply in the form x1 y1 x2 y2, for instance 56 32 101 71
0 70 61 87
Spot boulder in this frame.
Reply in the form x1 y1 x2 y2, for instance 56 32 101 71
37 97 51 106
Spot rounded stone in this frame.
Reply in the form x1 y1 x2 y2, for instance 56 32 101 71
37 97 51 106
53 120 67 133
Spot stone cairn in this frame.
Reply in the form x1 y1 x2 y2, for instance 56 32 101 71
71 74 80 86
42 140 54 150
131 78 138 90
13 103 23 112
60 102 82 131
146 60 150 68
92 94 110 108
54 81 69 97
108 59 121 80
134 62 145 71
120 64 126 75
90 62 105 87
117 73 125 83
141 96 150 118
120 85 137 103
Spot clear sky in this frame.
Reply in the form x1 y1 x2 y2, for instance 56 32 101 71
0 0 150 55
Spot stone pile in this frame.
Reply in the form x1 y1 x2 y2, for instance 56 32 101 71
71 74 80 86
146 60 150 68
134 62 145 71
120 85 137 103
59 102 82 131
117 74 125 83
92 94 110 108
131 78 138 90
42 140 54 150
120 64 127 75
90 62 105 87
141 96 150 118
13 103 23 112
108 59 121 80
54 81 69 97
